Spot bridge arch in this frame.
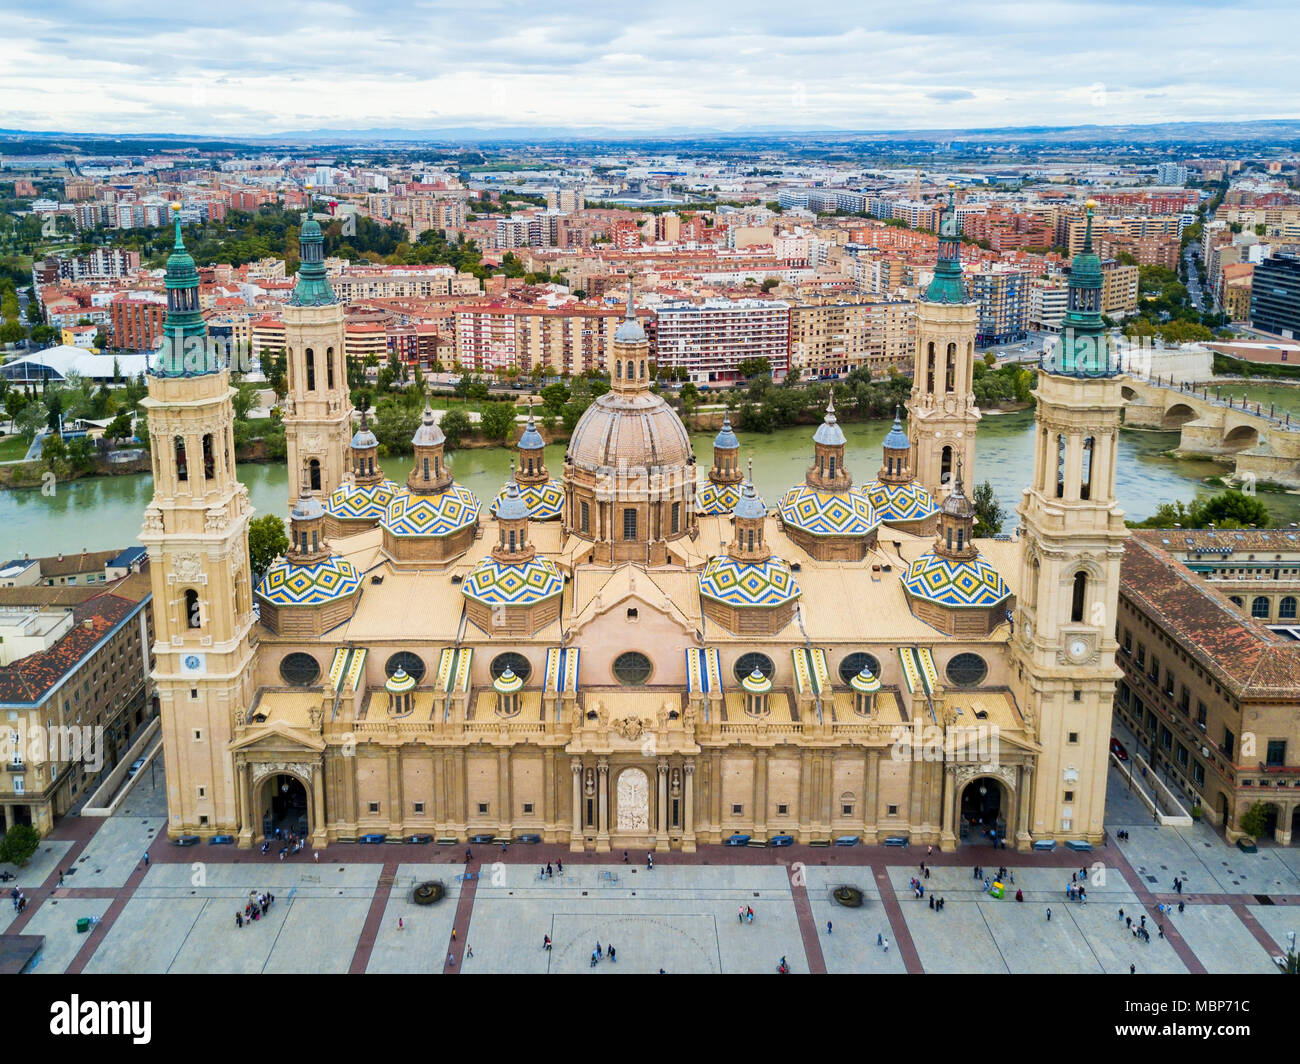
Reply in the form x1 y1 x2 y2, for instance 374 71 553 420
1222 424 1260 452
1161 402 1197 431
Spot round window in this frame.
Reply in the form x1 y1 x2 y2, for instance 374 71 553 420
734 652 775 685
839 652 881 686
385 652 426 684
491 652 532 684
279 652 320 687
612 651 652 686
946 652 988 688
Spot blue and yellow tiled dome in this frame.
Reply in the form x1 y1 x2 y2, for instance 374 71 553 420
778 485 879 539
696 480 742 516
257 555 362 606
326 479 400 522
862 481 937 525
462 556 564 606
901 554 1011 608
491 480 564 521
383 484 480 537
699 555 800 608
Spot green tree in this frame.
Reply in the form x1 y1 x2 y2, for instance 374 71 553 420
4 389 27 431
737 357 772 379
1195 490 1271 528
0 824 40 867
760 276 780 292
65 434 96 472
41 431 67 467
29 324 56 345
104 408 134 443
247 513 289 581
232 382 258 422
0 320 24 345
439 408 472 449
972 481 1005 537
1238 800 1268 840
478 401 518 442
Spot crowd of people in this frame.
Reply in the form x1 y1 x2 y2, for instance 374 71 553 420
235 889 275 927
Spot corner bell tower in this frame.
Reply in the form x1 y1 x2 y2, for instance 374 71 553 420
908 185 980 499
139 204 256 840
282 190 351 506
1011 200 1128 848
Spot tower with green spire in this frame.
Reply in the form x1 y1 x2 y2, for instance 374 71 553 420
907 184 981 500
1047 200 1119 378
154 203 211 377
282 189 352 506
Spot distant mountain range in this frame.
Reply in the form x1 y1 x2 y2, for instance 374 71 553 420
2 118 1299 150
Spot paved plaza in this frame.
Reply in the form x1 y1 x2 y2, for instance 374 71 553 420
3 759 1299 974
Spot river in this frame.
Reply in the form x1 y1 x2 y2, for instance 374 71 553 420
6 401 1300 559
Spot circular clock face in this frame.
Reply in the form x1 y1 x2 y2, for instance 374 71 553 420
1068 639 1089 662
184 654 200 670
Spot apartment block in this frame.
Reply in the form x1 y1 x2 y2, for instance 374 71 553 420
453 302 623 375
788 300 915 379
653 299 790 384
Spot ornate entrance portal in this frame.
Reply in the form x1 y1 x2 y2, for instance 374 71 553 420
616 768 650 833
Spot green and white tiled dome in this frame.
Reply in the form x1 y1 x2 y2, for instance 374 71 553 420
326 479 400 522
778 485 879 538
461 556 564 606
383 484 480 537
257 556 362 606
862 480 937 524
491 480 564 521
902 554 1011 608
699 555 800 608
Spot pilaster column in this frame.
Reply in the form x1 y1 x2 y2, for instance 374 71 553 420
656 758 669 851
1015 764 1034 851
570 759 584 853
940 765 958 852
596 758 610 851
863 749 880 844
235 759 252 846
754 749 768 838
498 747 512 835
387 748 402 835
311 764 327 847
683 762 696 852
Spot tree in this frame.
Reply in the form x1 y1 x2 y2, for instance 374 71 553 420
737 357 772 379
248 514 289 581
1238 800 1268 840
4 389 27 431
439 408 472 449
972 481 1005 537
41 431 67 468
104 408 134 443
760 276 780 292
232 382 258 422
29 324 56 345
0 824 39 867
65 434 96 472
0 320 24 345
478 401 517 442
1196 490 1270 529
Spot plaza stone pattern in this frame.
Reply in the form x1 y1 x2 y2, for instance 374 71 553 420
382 483 480 536
491 480 564 521
695 481 742 516
257 556 362 606
699 556 801 608
141 209 1128 858
863 480 938 525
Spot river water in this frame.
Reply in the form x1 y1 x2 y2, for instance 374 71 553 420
7 402 1300 559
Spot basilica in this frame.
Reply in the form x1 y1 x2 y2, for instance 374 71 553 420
142 195 1126 852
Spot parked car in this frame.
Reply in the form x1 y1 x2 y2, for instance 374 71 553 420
127 757 147 778
1110 738 1129 762
174 835 200 847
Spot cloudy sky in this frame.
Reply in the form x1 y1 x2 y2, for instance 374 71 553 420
1 0 1296 136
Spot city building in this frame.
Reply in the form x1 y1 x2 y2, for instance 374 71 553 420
652 299 790 384
1101 262 1140 317
788 300 915 378
1250 252 1300 338
967 264 1030 346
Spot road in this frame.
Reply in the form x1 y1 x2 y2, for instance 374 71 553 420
1184 242 1207 312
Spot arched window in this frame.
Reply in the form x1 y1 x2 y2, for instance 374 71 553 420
839 652 881 686
1071 570 1087 623
613 651 652 686
1056 435 1067 498
174 437 188 482
734 652 775 684
280 652 321 687
945 342 956 393
1252 596 1270 619
423 457 430 481
305 349 316 391
828 455 836 478
326 347 335 389
491 652 531 683
202 433 215 480
184 588 201 629
1027 556 1040 609
946 652 988 688
1081 436 1094 501
926 342 936 395
616 360 622 379
640 360 646 379
308 458 321 492
385 652 426 685
1229 596 1243 608
1281 596 1297 620
940 445 953 485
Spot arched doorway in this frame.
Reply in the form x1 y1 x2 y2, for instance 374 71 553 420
959 777 1007 845
1261 802 1281 841
615 768 650 833
1290 806 1300 845
260 772 310 840
1217 791 1230 827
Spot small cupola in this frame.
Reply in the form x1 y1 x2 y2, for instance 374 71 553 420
728 462 770 563
806 395 851 492
408 406 453 495
492 473 536 563
935 461 977 561
286 483 330 565
878 406 913 486
710 412 742 487
515 404 549 486
350 408 383 487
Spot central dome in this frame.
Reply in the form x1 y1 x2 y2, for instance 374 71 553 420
567 390 693 473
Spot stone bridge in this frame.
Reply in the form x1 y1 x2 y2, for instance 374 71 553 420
1121 376 1300 488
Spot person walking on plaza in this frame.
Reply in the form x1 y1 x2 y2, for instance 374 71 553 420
543 935 552 951
557 858 563 874
142 851 149 867
826 921 832 934
398 917 404 931
647 853 654 870
467 945 473 958
877 932 883 946
1046 908 1052 922
448 952 455 967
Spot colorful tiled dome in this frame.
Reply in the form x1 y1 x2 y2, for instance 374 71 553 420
850 665 881 693
901 553 1011 608
699 556 800 608
491 480 564 521
493 666 525 694
461 556 563 606
383 484 480 537
256 556 362 606
741 668 773 694
696 481 742 516
326 479 399 522
778 485 879 538
863 481 937 524
386 666 416 694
